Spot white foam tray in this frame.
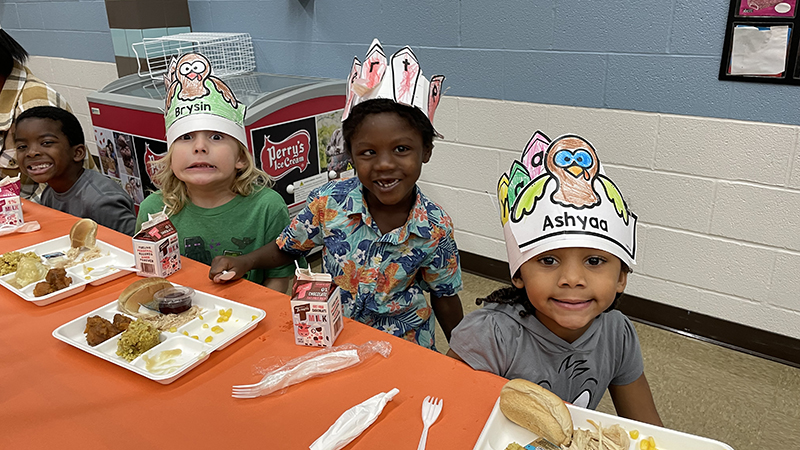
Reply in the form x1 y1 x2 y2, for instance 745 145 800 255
52 288 266 384
0 235 135 306
473 397 734 450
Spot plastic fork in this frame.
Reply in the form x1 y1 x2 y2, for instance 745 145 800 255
417 396 443 450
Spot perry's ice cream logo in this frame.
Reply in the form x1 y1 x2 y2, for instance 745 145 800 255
498 132 637 272
143 142 165 183
259 130 311 180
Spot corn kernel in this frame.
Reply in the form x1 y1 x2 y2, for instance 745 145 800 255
202 323 209 329
191 335 199 340
168 326 177 333
198 315 204 320
204 336 213 343
648 436 656 448
211 326 224 334
630 430 639 439
251 315 257 320
639 440 650 450
182 331 189 336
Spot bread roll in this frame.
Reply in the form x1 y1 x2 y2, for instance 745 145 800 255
499 379 573 447
118 277 172 314
70 219 98 249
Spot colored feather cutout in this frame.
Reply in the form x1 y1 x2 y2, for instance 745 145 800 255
512 175 550 222
598 176 629 224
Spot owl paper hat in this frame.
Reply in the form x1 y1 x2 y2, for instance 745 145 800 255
342 38 445 136
498 131 637 277
163 52 246 148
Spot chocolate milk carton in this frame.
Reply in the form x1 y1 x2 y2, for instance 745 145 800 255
291 266 343 347
0 176 23 228
132 210 180 277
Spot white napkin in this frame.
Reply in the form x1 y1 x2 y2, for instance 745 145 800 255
309 388 399 450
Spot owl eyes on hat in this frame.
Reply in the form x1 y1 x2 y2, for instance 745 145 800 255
180 61 206 76
553 149 594 169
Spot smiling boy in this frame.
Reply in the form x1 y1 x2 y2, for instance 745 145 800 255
14 106 136 235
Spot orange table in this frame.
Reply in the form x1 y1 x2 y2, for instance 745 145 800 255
0 201 507 449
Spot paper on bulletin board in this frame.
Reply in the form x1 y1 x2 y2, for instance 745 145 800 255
729 25 790 75
739 0 796 17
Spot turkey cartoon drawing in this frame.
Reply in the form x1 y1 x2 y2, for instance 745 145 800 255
164 53 239 110
498 131 637 277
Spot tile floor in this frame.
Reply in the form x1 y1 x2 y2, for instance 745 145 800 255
434 272 800 450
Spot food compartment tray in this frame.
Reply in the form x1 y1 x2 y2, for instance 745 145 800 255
473 397 734 450
0 235 135 305
52 288 266 384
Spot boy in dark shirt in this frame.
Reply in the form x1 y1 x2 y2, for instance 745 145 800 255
13 106 135 235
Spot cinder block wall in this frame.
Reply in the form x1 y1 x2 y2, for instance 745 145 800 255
423 97 800 339
23 57 119 159
3 0 800 339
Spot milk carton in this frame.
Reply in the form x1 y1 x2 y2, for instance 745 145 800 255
0 176 23 228
132 210 180 277
290 265 343 347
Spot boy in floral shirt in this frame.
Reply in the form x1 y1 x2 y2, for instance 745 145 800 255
210 39 463 350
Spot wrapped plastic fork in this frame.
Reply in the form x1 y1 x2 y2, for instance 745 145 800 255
231 340 392 398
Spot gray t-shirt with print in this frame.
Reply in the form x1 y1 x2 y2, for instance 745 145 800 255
41 169 136 235
450 302 643 410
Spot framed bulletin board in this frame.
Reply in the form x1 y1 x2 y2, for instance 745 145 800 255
719 0 800 84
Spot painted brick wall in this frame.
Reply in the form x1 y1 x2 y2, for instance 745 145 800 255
3 1 799 338
23 56 119 157
1 1 114 63
184 0 800 125
424 96 800 340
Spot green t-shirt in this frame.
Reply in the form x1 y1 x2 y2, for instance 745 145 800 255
136 187 296 284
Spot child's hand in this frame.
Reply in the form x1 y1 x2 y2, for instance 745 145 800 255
209 255 253 283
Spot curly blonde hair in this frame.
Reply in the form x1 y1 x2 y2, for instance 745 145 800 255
149 140 273 215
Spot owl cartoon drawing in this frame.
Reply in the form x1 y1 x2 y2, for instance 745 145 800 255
163 53 239 110
501 133 630 225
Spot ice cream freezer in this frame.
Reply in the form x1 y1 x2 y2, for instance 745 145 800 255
87 72 350 214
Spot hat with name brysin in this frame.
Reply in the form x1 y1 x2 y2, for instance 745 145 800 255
163 52 246 148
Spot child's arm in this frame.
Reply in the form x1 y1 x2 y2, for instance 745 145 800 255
263 276 291 294
608 373 663 427
209 240 296 283
431 294 464 342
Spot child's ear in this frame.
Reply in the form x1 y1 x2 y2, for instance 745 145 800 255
235 151 247 170
422 144 433 164
72 144 86 163
511 273 525 289
616 268 628 293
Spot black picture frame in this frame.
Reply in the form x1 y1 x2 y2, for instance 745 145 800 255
720 0 800 84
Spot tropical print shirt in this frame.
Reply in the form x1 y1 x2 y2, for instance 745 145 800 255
277 177 462 350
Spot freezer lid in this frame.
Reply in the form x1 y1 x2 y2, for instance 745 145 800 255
87 72 339 113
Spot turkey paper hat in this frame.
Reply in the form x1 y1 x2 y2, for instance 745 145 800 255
163 52 246 148
498 131 637 277
342 38 445 137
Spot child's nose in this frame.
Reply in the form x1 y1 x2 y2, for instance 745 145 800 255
375 151 395 169
192 138 208 154
558 261 586 287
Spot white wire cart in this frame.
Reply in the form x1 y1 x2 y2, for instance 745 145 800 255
132 32 256 79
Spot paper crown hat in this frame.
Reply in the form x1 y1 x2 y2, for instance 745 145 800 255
498 131 637 277
342 38 445 136
163 52 246 148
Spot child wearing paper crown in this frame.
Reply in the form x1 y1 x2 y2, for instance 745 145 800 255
447 132 662 426
209 39 464 350
135 52 296 292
